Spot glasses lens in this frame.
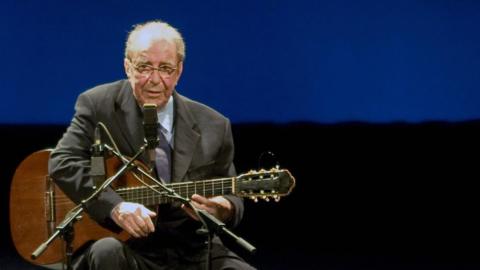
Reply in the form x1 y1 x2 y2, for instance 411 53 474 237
133 63 176 77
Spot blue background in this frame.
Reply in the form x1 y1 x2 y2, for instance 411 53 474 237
2 0 480 124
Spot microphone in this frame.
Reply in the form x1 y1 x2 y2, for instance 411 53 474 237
90 124 106 189
143 103 159 168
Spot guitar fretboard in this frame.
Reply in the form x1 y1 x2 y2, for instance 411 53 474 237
115 178 235 205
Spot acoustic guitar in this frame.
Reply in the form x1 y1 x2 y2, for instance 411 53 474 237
9 149 295 266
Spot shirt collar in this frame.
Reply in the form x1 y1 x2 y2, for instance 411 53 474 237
157 95 174 135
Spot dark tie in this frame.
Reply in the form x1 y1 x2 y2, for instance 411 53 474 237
155 127 171 183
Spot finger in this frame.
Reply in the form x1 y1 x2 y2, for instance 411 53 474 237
134 208 146 225
140 205 157 217
145 215 155 232
191 194 211 205
181 204 199 221
133 214 149 235
147 210 156 217
133 208 149 234
125 215 146 237
139 206 155 233
122 211 147 237
122 217 141 238
189 200 202 209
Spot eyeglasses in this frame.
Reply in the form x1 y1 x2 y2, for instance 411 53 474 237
130 62 178 78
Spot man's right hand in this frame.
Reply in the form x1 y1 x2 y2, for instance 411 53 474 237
111 202 156 238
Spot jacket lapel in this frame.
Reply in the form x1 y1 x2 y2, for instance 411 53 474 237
172 92 200 181
112 81 144 156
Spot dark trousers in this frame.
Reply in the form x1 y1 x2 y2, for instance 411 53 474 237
73 237 256 270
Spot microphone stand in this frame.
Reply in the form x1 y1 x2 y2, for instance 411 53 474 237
31 144 149 269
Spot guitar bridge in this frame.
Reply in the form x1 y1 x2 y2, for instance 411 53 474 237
45 175 56 236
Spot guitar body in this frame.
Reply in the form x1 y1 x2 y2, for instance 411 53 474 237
9 150 129 266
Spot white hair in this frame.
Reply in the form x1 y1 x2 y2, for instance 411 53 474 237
125 20 185 61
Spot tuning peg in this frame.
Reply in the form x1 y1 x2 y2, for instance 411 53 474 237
250 196 258 203
273 195 281 202
262 196 270 202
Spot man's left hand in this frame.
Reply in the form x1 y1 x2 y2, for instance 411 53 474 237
182 194 233 222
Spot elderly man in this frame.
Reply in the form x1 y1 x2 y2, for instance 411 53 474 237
49 20 254 270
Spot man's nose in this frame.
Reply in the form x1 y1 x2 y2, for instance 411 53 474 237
149 69 163 84
149 70 168 90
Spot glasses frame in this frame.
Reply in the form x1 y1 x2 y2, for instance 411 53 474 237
129 60 179 79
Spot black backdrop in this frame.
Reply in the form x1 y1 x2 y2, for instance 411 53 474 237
2 122 480 269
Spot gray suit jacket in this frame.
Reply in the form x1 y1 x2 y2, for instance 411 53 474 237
49 80 244 235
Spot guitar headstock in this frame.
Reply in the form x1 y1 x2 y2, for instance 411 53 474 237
235 168 296 202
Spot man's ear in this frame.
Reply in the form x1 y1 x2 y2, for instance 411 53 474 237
176 60 184 79
124 58 131 77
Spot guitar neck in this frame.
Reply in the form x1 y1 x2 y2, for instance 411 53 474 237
115 177 235 205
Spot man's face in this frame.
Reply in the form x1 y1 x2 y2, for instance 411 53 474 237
125 39 183 109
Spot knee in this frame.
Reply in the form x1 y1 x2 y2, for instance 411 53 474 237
88 237 124 260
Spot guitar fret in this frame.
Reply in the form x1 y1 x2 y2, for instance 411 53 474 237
138 186 141 204
147 188 151 205
151 188 154 205
136 186 139 203
147 186 151 205
142 188 149 205
138 188 142 203
143 185 146 205
133 186 137 203
179 183 183 198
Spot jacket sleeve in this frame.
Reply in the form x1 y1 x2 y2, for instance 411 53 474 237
48 92 123 230
218 119 244 228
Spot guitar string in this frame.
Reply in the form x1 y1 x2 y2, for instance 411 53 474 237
52 186 234 203
52 183 235 204
52 182 234 198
